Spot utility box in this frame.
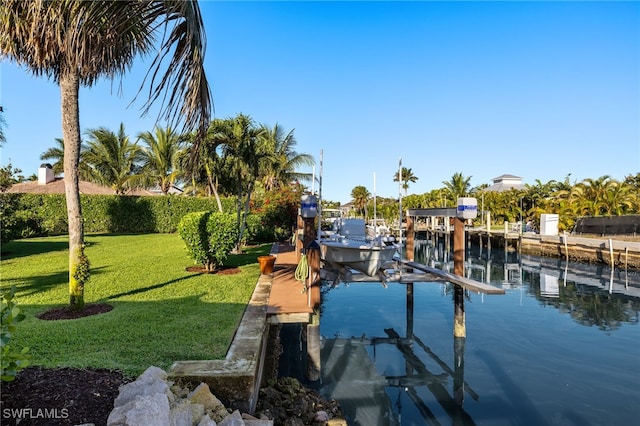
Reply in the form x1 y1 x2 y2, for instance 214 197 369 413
540 214 559 236
300 194 318 218
457 197 478 219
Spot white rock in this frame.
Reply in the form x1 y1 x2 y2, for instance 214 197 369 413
114 377 172 408
197 415 218 426
107 393 170 426
219 410 245 426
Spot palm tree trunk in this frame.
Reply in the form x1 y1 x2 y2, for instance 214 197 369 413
204 163 223 212
60 71 87 309
234 180 244 254
237 182 253 252
212 183 223 212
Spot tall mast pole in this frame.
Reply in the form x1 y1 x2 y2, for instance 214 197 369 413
398 158 403 244
373 172 377 237
316 150 323 240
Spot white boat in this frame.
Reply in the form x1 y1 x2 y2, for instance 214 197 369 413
320 218 399 276
366 218 391 239
316 163 401 277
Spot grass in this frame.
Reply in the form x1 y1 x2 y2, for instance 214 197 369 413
0 233 272 377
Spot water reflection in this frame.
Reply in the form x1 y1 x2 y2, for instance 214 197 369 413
320 282 475 425
413 237 640 330
317 237 640 425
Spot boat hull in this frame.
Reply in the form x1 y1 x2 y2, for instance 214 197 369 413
320 240 398 276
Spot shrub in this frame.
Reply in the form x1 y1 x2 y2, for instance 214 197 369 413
254 184 304 242
0 193 44 243
245 213 272 243
206 212 240 271
1 286 30 382
177 211 211 269
178 211 239 272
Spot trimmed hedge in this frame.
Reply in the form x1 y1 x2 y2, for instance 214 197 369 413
0 193 236 239
0 191 299 244
176 211 211 269
177 211 239 271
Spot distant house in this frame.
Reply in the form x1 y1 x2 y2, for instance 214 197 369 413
6 164 156 196
485 174 525 192
147 184 184 196
337 202 356 218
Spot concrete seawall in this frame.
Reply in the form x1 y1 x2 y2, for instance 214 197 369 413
424 229 640 270
520 234 640 270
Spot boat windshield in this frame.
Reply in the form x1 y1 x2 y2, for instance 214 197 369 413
323 209 342 219
321 209 343 231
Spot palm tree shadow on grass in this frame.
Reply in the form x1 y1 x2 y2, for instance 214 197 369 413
4 266 108 298
33 273 202 321
105 274 203 301
1 240 70 260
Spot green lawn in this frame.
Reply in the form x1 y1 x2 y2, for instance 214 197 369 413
1 233 271 377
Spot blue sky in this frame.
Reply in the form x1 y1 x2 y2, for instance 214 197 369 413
1 1 639 204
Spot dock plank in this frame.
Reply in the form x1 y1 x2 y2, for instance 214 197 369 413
267 244 314 319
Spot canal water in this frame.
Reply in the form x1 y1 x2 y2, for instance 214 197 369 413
304 238 640 425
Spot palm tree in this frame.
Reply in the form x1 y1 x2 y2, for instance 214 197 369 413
40 137 96 180
182 118 232 210
138 126 187 195
0 0 211 308
524 179 557 213
83 124 142 194
574 176 616 216
259 123 314 191
442 172 472 202
0 108 6 146
623 173 640 190
393 167 418 196
351 185 371 218
39 138 66 175
601 181 634 216
622 174 640 213
216 114 266 250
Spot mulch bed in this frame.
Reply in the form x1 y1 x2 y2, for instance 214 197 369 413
36 303 113 321
0 367 131 426
185 266 241 275
2 304 127 425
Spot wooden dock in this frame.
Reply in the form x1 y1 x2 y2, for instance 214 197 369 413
267 243 315 324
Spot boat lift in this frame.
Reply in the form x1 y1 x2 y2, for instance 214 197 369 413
321 257 505 295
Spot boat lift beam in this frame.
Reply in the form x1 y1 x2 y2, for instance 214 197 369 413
400 260 505 295
321 258 505 295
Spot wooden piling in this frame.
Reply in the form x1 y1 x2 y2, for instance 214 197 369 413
306 242 321 309
406 213 415 262
303 217 316 252
453 217 466 338
305 242 322 382
306 313 321 382
453 336 465 406
406 283 414 337
296 214 304 261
